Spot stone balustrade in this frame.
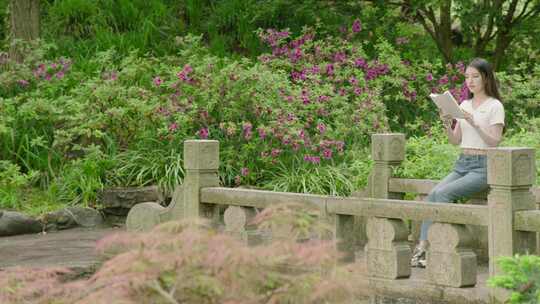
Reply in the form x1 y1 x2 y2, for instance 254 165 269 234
126 134 539 304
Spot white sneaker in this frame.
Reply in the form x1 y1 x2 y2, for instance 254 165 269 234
410 245 427 268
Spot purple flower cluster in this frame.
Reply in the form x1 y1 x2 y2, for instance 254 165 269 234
317 123 326 134
32 58 72 82
257 127 267 139
169 122 178 132
260 29 290 47
243 122 253 140
401 81 417 101
240 167 249 176
153 76 163 87
352 19 362 33
304 155 321 164
362 62 390 81
198 127 209 139
177 64 194 83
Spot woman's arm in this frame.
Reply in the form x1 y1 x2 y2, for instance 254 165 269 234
473 123 503 146
463 112 504 146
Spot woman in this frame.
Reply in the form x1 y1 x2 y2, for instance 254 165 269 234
411 58 505 268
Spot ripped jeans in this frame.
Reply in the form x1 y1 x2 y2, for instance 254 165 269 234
419 154 488 241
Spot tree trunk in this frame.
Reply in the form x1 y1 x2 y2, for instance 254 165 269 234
492 31 512 71
438 1 453 63
9 0 40 62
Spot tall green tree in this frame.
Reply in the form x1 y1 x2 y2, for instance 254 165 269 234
376 0 540 69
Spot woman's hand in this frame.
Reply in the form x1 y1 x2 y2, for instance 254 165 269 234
439 112 453 128
440 112 461 145
463 111 478 128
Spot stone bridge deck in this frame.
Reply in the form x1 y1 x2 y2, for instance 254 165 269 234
0 228 491 303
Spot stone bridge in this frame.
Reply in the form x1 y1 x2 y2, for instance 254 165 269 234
127 133 540 304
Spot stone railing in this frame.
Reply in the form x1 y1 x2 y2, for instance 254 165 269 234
126 135 539 303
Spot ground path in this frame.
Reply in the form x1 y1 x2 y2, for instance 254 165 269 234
0 227 119 269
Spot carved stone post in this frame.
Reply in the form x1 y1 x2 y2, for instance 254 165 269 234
365 134 410 279
182 140 220 219
366 217 411 279
369 133 405 198
336 134 405 262
487 148 536 277
427 223 477 287
126 140 220 231
224 205 259 244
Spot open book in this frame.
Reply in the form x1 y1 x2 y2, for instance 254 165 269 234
429 91 465 119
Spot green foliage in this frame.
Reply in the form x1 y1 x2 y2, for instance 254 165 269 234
0 160 38 210
498 64 540 128
262 159 355 196
0 0 7 42
394 124 460 180
1 11 539 215
201 0 363 57
108 139 185 196
500 117 540 185
42 0 184 58
488 255 540 304
49 147 114 206
37 0 367 59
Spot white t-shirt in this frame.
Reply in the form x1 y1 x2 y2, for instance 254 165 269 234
457 98 505 149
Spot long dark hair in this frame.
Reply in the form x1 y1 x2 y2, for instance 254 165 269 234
466 58 502 101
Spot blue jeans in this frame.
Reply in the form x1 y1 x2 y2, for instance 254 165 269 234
419 154 488 241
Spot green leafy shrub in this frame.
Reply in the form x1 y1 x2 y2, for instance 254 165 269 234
500 117 540 185
498 64 540 129
488 255 540 304
394 124 460 180
0 161 38 210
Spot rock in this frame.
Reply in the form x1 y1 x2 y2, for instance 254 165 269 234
0 211 42 236
42 207 104 231
99 186 164 215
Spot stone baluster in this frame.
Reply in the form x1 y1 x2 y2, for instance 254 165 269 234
427 223 477 287
487 148 537 277
181 140 220 221
224 206 257 244
364 133 410 279
366 217 411 279
369 133 405 198
126 140 220 231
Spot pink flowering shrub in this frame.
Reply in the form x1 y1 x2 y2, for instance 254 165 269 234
0 208 356 304
0 29 537 204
